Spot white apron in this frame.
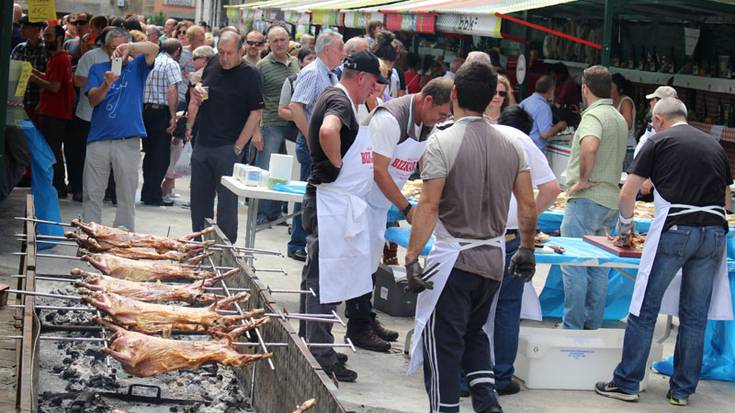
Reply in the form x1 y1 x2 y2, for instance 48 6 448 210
408 221 505 373
520 282 543 321
316 85 375 304
367 136 427 272
629 188 733 320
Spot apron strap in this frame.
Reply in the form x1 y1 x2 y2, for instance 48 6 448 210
668 204 727 220
453 235 505 251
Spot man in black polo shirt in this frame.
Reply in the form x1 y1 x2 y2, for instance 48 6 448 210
301 51 388 382
596 97 733 406
187 31 264 242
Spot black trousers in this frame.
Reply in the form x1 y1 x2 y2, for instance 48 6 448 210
423 267 501 413
344 277 376 331
39 115 68 192
190 144 239 243
141 107 172 204
65 116 89 194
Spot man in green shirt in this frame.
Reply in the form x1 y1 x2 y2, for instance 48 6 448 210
561 65 628 330
253 24 301 224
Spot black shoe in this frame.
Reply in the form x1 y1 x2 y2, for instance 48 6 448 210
335 352 348 365
480 405 503 413
497 380 521 396
666 390 688 406
322 362 357 383
594 381 639 402
287 249 307 262
57 187 68 198
370 316 399 342
72 192 83 202
143 200 174 206
345 326 390 352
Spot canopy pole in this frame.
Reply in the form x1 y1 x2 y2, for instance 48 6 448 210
601 0 615 67
495 12 603 50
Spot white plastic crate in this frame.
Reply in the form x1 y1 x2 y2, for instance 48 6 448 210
515 326 663 390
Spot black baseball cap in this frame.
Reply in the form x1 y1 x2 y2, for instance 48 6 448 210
19 15 46 27
343 51 389 84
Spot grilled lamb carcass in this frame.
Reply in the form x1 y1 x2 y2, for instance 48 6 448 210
71 268 237 304
70 219 214 253
96 318 272 377
81 290 267 336
82 253 217 281
69 233 213 263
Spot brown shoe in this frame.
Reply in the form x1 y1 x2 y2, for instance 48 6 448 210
345 326 390 352
370 317 399 342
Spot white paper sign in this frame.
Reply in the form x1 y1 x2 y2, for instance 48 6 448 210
684 27 700 57
516 54 527 85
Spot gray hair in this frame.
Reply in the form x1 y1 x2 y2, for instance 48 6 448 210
105 27 131 47
465 51 491 66
192 45 215 59
653 97 688 120
344 37 368 55
147 25 161 36
161 38 182 56
315 29 342 55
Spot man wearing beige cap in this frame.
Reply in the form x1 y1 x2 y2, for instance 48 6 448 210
634 86 678 158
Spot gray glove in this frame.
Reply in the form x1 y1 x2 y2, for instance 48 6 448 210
509 247 536 282
405 260 435 293
616 213 634 237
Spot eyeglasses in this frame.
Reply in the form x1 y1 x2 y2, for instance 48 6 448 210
246 40 265 46
73 20 88 25
496 90 508 98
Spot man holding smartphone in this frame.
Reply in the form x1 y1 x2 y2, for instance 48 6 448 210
84 28 159 231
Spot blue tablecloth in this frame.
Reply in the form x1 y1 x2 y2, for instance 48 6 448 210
538 210 651 234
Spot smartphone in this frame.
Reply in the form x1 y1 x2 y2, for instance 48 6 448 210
111 57 122 76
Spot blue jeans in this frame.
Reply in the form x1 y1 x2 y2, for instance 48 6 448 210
254 126 288 221
613 225 725 399
493 236 522 390
288 132 311 253
560 198 618 329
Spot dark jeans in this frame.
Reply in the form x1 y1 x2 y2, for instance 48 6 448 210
141 107 172 204
493 236 522 390
423 267 501 413
612 226 725 400
65 116 89 194
190 143 239 243
39 115 68 192
300 190 338 367
288 132 311 253
345 277 375 331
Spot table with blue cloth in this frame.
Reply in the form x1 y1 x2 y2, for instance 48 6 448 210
538 209 652 234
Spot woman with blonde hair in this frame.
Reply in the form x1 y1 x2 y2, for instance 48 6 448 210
485 74 516 123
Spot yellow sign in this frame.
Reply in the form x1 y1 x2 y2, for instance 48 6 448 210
15 62 33 97
28 0 56 23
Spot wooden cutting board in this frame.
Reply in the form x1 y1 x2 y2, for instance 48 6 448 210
583 235 643 258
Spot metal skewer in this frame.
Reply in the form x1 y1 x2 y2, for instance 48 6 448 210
0 335 355 348
14 217 71 226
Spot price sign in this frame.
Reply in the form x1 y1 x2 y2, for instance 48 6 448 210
439 14 502 38
456 16 478 33
15 62 33 97
28 0 56 23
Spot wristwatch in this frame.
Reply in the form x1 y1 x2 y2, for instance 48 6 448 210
402 203 413 216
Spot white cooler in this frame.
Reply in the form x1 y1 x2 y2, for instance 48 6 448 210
515 326 663 390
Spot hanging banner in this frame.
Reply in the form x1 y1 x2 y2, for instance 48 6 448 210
15 62 33 97
436 13 502 38
312 10 338 26
684 27 700 57
342 11 383 29
28 0 56 22
385 13 435 34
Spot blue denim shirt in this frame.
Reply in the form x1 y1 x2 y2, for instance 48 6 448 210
519 93 553 150
290 57 337 122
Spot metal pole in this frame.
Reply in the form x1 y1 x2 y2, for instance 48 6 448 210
0 1 12 162
601 0 615 67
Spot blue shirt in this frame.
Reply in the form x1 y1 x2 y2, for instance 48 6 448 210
291 57 337 122
86 54 152 143
519 93 553 150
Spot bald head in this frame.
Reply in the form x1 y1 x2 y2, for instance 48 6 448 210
465 51 491 66
344 37 369 56
13 3 22 23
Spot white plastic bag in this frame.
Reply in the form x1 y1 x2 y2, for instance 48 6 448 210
173 141 192 176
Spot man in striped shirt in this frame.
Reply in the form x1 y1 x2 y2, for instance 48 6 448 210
141 39 183 206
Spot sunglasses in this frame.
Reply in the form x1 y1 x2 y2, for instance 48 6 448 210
246 40 265 46
496 90 508 98
73 20 89 25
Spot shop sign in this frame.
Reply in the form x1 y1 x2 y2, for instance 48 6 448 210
436 13 502 38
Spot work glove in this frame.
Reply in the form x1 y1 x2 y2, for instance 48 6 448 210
616 213 635 237
405 259 436 293
509 247 536 282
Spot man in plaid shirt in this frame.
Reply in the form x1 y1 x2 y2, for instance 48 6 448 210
141 38 183 206
11 15 47 125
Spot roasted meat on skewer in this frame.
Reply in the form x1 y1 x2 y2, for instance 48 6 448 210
69 233 213 263
82 253 217 281
70 219 214 253
71 268 237 304
96 318 273 377
607 231 646 250
82 290 267 336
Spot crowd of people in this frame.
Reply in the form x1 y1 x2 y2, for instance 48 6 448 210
10 4 732 412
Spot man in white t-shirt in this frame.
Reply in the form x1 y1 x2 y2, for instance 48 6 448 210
492 105 561 396
633 86 677 199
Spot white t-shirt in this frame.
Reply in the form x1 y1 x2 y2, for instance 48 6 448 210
493 124 557 229
74 48 110 121
634 125 655 159
369 108 424 158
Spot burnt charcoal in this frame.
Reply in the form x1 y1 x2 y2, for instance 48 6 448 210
45 312 55 322
87 373 120 390
170 407 179 412
62 357 72 365
61 366 80 380
216 374 223 381
52 365 63 373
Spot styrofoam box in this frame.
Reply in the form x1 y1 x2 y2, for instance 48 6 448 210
515 326 662 391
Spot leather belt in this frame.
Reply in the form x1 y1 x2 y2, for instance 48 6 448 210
144 103 166 110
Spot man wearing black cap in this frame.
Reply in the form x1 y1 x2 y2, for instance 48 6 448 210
11 15 47 125
300 51 388 382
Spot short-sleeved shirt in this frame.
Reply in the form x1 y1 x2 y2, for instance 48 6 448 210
421 116 529 281
196 61 264 147
307 86 359 187
493 124 557 230
178 48 194 102
564 98 628 210
39 51 74 120
75 48 110 121
369 108 423 157
86 53 152 143
11 40 47 110
144 52 183 105
291 57 337 122
256 53 300 127
632 123 733 230
519 93 553 150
